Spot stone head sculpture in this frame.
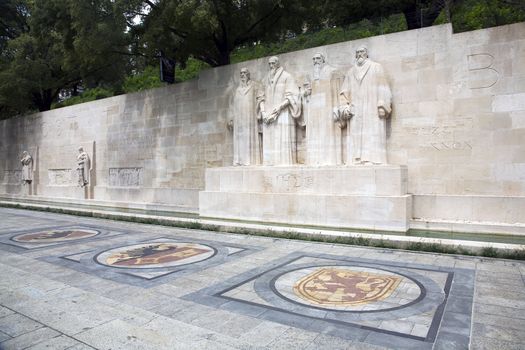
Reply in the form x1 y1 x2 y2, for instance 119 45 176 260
355 46 369 66
240 67 250 84
268 56 280 73
312 52 326 66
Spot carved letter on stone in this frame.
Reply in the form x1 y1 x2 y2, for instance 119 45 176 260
76 147 90 187
259 56 302 165
467 53 499 89
20 151 33 184
229 68 263 165
339 47 392 165
302 53 344 165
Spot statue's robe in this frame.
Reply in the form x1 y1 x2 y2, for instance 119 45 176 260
20 154 33 182
303 64 344 165
260 67 301 165
340 59 392 164
77 152 90 186
231 81 262 165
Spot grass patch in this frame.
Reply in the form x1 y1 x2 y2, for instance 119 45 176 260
1 201 524 261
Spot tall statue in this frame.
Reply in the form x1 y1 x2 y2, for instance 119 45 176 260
20 151 33 184
259 56 302 165
228 68 263 165
339 47 392 165
302 53 344 165
76 147 90 187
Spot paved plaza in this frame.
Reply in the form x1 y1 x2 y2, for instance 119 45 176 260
0 208 524 349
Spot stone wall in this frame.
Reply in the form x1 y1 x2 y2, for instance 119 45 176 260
1 23 524 229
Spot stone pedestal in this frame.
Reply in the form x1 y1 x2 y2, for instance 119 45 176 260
199 165 412 232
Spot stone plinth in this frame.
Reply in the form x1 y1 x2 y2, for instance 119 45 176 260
199 166 411 232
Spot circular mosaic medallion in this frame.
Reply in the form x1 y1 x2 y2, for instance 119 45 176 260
12 229 100 243
95 242 216 269
273 265 422 311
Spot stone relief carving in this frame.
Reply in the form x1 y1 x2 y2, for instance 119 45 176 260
263 173 314 192
228 68 263 166
302 53 344 165
20 151 33 184
48 169 72 185
3 170 22 184
338 47 392 165
109 167 143 187
76 147 90 187
259 56 302 165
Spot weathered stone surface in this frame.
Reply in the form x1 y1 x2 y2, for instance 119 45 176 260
0 23 524 233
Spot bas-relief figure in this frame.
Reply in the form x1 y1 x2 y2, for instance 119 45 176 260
228 68 263 166
259 56 302 165
338 47 392 165
20 151 33 184
302 53 344 165
76 147 90 187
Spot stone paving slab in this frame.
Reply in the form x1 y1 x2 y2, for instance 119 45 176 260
0 208 524 349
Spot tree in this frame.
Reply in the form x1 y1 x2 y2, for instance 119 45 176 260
0 0 129 116
312 0 446 30
450 0 525 32
121 0 311 67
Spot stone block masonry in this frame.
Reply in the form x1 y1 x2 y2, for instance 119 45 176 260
1 22 524 233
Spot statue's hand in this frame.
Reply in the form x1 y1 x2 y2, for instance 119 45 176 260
378 107 387 119
340 104 353 120
303 82 312 97
227 120 233 131
265 110 279 124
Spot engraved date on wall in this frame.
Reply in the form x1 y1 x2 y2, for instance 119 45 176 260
109 168 143 187
48 169 73 186
263 173 314 192
2 170 22 184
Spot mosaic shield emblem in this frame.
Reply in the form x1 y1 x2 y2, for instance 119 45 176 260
294 268 401 306
13 229 99 243
96 242 216 268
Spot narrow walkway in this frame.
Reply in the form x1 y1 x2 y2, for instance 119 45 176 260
0 208 524 349
2 198 525 254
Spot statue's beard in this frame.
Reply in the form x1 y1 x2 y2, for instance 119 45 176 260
356 56 367 66
240 78 248 85
270 67 277 76
313 62 322 80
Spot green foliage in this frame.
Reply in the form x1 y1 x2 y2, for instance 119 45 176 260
0 0 128 116
121 58 210 94
2 0 525 116
231 15 406 64
52 87 114 109
122 66 164 93
451 0 525 32
120 0 310 67
176 58 210 82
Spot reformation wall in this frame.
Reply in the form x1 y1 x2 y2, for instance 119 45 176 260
1 23 524 234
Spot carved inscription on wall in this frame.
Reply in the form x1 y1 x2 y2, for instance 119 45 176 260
467 53 499 89
405 121 473 151
3 170 22 184
263 173 314 192
109 168 143 187
48 169 73 186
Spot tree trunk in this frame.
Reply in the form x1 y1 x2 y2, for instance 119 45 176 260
404 1 443 30
33 89 53 111
217 48 230 66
